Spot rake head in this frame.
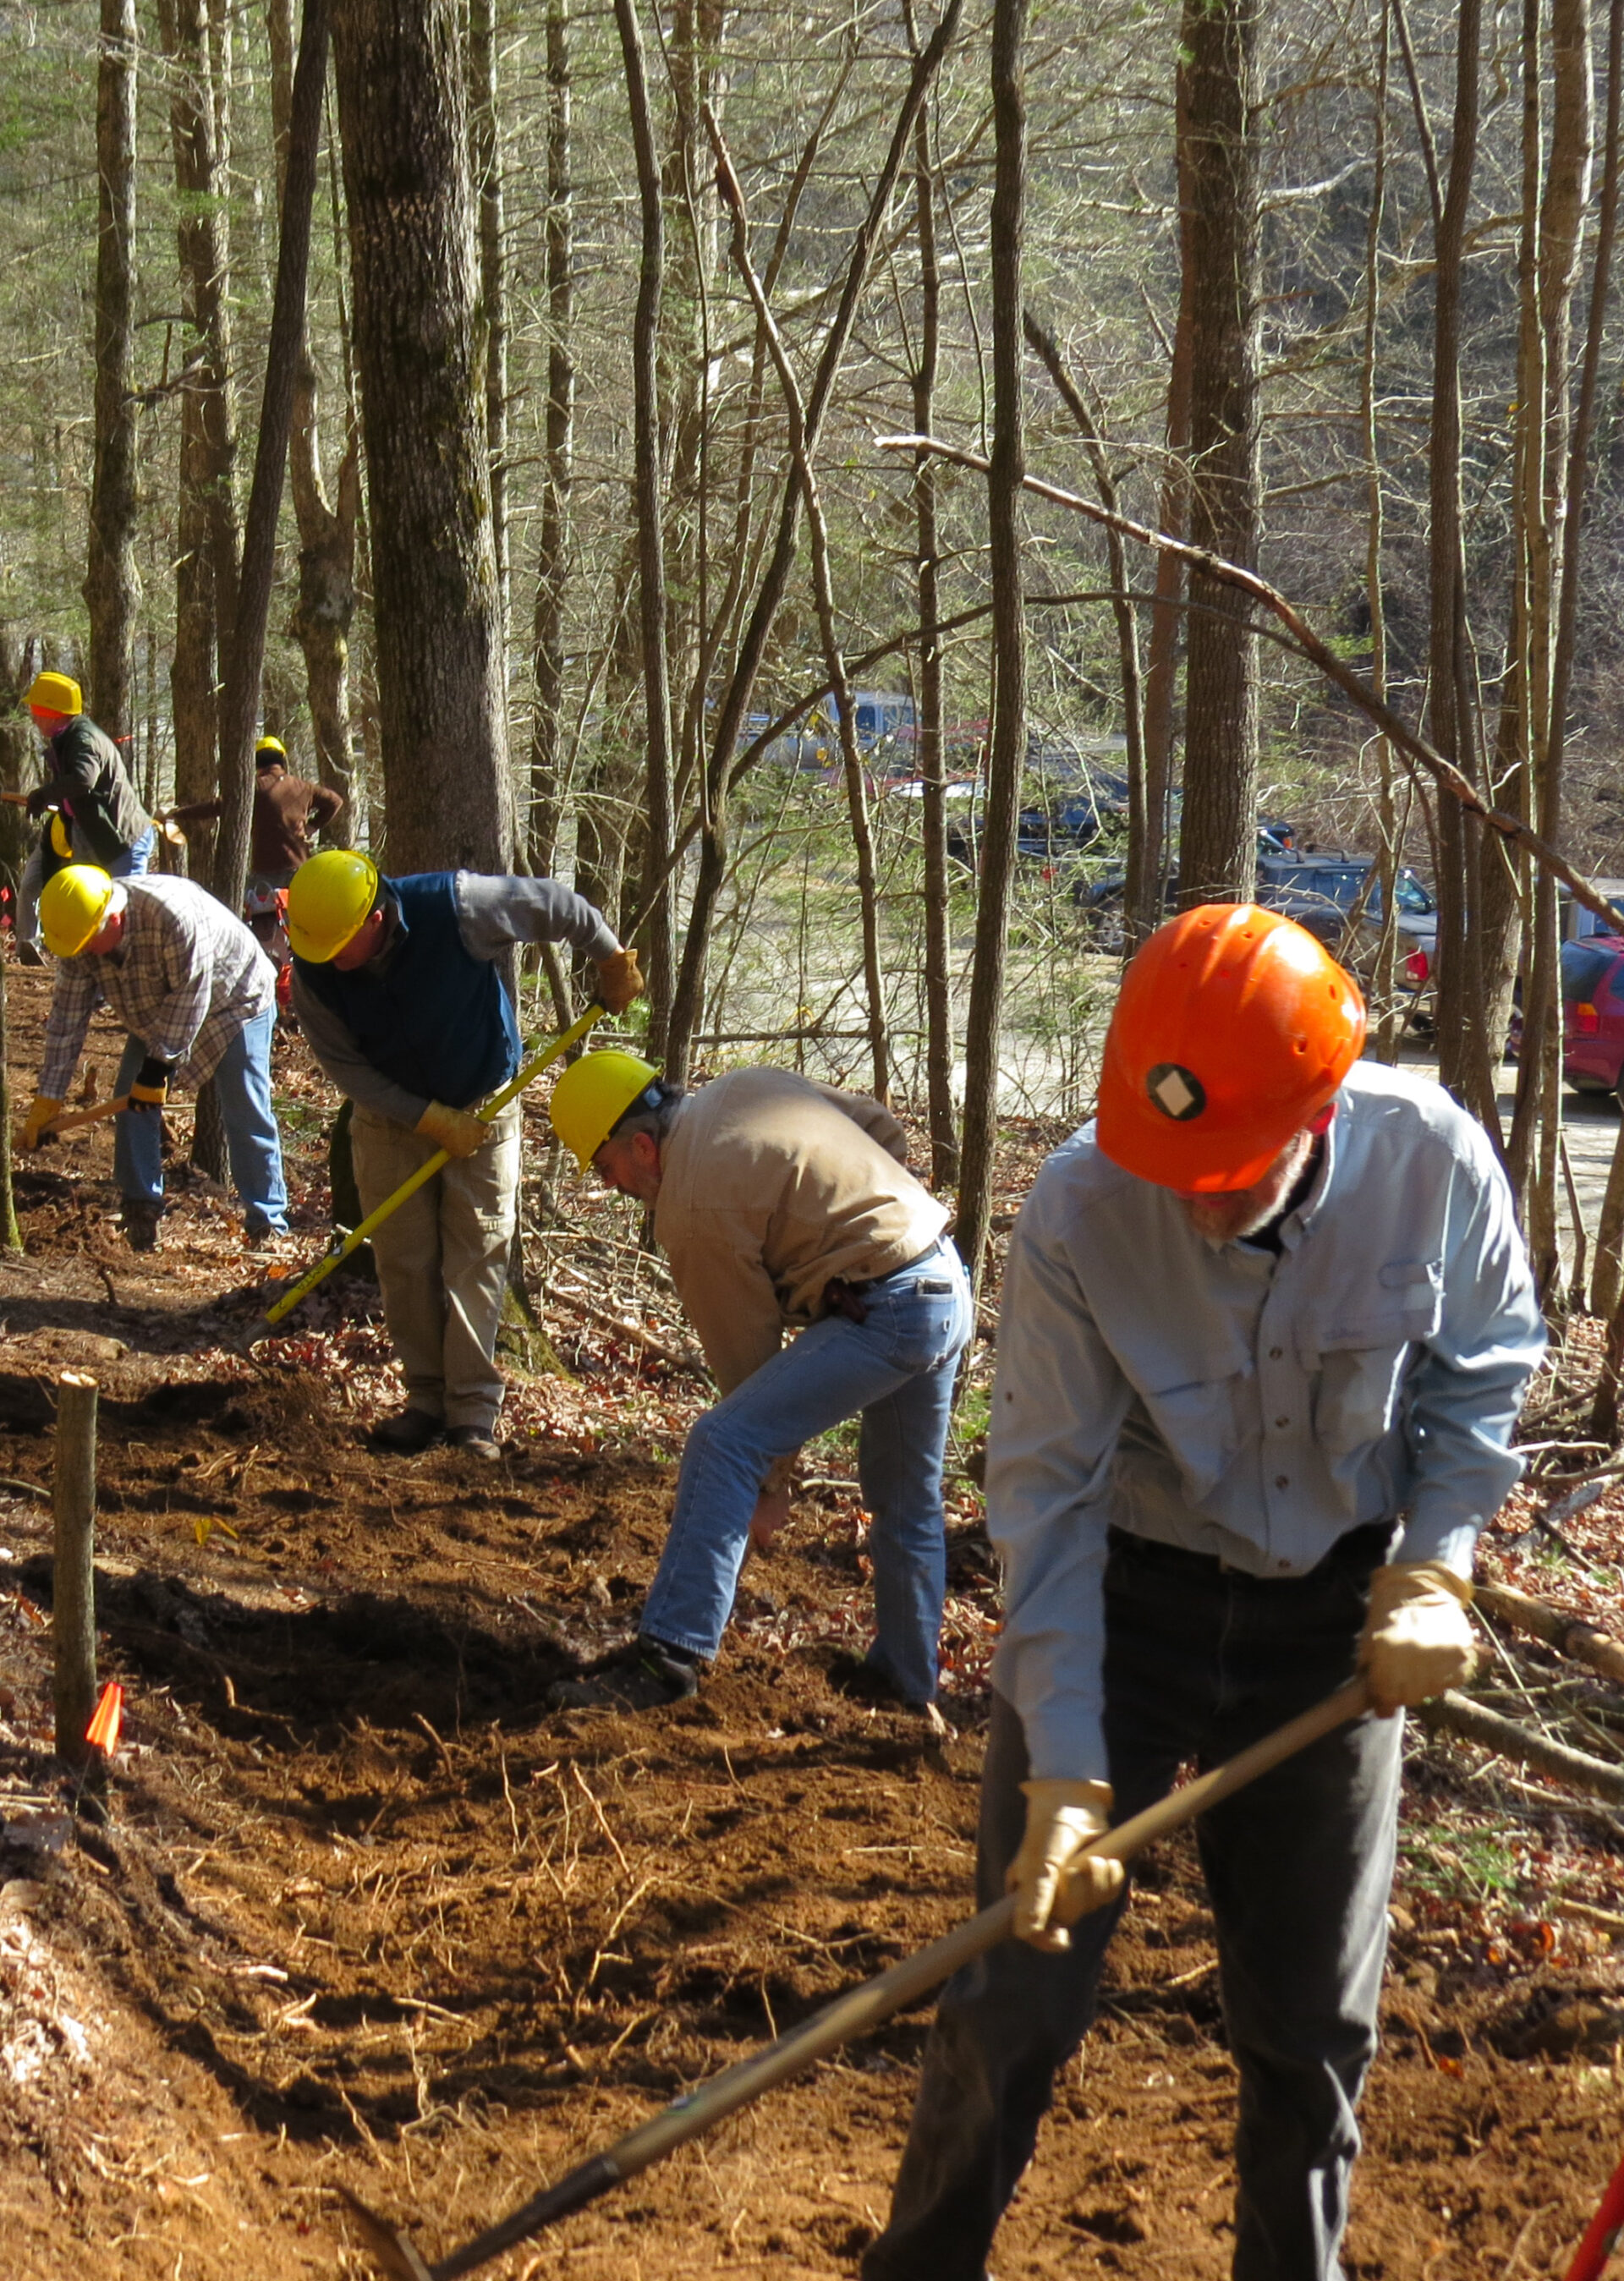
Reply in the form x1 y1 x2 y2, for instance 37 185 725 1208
337 2185 436 2281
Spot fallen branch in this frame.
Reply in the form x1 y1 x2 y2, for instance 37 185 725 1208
1475 1581 1624 1687
875 432 1624 932
540 1282 706 1375
1419 1690 1624 1807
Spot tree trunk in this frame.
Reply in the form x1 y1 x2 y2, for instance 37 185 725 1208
1175 0 1262 908
331 0 513 875
529 0 574 880
1508 0 1595 1287
1133 66 1193 951
469 0 509 667
161 0 243 899
615 0 677 1051
663 3 961 1083
83 0 140 742
268 0 357 818
1428 0 1495 1121
954 0 1025 1297
0 630 36 890
1363 0 1404 1061
213 0 330 915
914 106 957 1186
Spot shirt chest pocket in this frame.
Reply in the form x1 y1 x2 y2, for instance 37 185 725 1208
1136 1324 1254 1505
1300 1259 1443 1457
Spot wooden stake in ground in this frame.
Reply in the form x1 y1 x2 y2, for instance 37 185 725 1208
52 1372 99 1768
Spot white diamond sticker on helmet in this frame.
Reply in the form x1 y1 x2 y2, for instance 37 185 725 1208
1145 1061 1207 1121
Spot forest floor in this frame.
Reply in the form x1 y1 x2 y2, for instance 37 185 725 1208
0 951 1622 2281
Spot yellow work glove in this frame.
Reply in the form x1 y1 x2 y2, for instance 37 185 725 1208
1007 1778 1124 1951
595 947 645 1015
415 1100 488 1160
1359 1560 1476 1717
18 1094 63 1149
129 1056 173 1112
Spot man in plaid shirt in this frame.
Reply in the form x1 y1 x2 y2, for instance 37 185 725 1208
18 866 288 1252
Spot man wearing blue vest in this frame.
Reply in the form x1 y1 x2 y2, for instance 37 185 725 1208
287 851 641 1458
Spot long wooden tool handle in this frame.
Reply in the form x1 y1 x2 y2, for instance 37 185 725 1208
39 1095 132 1138
259 1004 605 1331
403 1675 1371 2281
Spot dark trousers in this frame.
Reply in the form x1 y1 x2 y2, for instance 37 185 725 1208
862 1526 1404 2281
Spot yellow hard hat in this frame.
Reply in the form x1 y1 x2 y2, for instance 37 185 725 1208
40 864 117 958
255 735 287 761
48 813 73 861
28 671 81 719
549 1048 662 1170
286 848 379 962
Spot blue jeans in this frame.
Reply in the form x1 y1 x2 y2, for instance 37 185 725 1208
642 1237 973 1704
114 1006 288 1235
863 1525 1404 2281
18 822 155 948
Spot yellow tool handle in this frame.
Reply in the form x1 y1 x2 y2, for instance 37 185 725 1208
260 1004 605 1331
38 1095 133 1138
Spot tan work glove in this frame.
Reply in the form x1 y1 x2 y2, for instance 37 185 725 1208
415 1100 489 1160
595 947 645 1015
1007 1778 1124 1951
1359 1561 1476 1717
18 1094 63 1150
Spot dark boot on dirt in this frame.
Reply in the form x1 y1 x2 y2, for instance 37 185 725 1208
826 1650 929 1711
547 1637 702 1712
445 1425 502 1461
367 1407 446 1456
119 1200 162 1253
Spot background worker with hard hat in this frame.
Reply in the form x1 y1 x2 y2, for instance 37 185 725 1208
546 1052 973 1710
862 905 1546 2281
287 850 642 1460
165 735 345 891
14 672 156 963
17 865 287 1253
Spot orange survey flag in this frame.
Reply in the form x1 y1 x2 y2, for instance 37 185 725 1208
85 1682 123 1756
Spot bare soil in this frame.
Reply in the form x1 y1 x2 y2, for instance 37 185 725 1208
0 954 1621 2280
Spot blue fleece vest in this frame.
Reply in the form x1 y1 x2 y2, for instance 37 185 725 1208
296 872 520 1109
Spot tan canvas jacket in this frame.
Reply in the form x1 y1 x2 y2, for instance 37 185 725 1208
653 1066 950 1396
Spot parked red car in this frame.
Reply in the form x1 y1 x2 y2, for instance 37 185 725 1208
1562 935 1624 1098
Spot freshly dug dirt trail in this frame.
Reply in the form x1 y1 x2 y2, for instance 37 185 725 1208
0 957 1621 2279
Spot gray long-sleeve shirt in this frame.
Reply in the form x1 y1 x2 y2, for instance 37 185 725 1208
987 1061 1546 1785
292 869 619 1126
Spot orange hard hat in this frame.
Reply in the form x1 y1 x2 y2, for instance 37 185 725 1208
1095 903 1366 1193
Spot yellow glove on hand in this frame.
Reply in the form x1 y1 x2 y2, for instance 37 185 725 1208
1359 1560 1476 1716
18 1094 63 1149
415 1100 488 1160
1007 1778 1123 1950
595 948 645 1015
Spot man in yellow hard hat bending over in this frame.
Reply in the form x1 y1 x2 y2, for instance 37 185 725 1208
286 851 642 1459
17 866 286 1252
861 907 1545 2281
15 672 156 965
546 1050 973 1710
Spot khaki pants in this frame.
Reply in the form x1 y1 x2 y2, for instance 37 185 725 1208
350 1100 521 1431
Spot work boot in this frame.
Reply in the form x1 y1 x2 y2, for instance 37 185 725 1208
119 1200 162 1253
244 1219 294 1251
547 1637 702 1712
367 1407 445 1456
446 1425 501 1461
827 1650 931 1711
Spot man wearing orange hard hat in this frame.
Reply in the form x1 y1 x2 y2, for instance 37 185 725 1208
866 905 1545 2281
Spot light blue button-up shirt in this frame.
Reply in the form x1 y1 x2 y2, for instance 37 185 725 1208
987 1062 1546 1783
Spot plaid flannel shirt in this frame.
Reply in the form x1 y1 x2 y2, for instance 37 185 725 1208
40 875 276 1098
